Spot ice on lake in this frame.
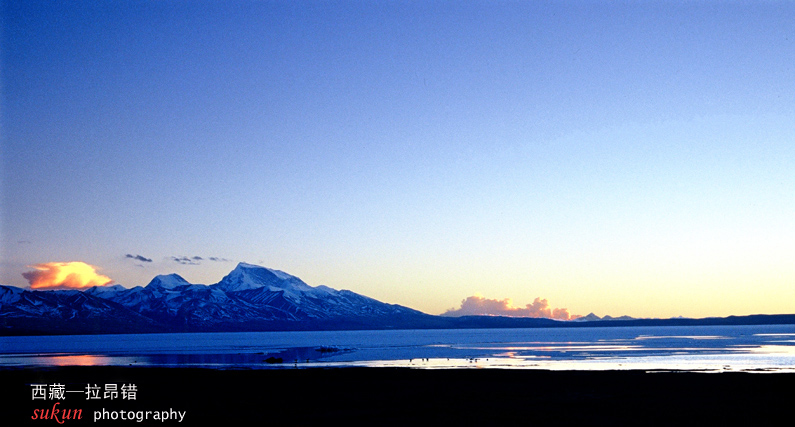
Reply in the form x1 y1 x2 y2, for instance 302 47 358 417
2 324 795 372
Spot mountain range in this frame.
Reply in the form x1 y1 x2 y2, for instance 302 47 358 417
2 263 794 335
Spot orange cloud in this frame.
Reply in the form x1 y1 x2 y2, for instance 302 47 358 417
22 262 113 290
443 295 581 320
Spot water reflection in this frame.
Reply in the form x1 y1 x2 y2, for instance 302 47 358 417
2 325 794 371
50 354 110 366
635 335 729 340
0 353 135 367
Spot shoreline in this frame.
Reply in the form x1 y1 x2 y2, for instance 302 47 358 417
4 366 793 425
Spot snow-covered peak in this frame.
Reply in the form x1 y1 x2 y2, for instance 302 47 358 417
235 262 261 270
213 263 315 295
146 274 191 290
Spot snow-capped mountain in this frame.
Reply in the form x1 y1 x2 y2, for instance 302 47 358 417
0 284 161 334
3 263 794 335
212 263 418 321
146 273 193 290
0 263 436 334
213 263 318 293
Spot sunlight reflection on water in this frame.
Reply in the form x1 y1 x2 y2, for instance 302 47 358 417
2 325 795 372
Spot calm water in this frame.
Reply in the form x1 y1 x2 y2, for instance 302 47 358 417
2 324 795 371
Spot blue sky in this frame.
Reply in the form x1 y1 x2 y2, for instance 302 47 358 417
2 1 794 318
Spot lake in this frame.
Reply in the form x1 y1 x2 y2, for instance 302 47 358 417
2 324 795 371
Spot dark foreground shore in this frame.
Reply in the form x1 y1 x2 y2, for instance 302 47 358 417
3 366 793 426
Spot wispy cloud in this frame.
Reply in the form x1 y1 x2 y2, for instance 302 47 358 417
22 262 113 290
125 254 153 263
442 295 580 320
169 255 233 265
170 256 200 265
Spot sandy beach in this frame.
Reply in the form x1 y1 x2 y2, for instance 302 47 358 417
4 366 793 425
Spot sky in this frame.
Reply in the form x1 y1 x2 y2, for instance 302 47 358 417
2 0 793 319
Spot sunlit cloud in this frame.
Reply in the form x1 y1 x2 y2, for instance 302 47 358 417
22 262 113 290
442 295 581 320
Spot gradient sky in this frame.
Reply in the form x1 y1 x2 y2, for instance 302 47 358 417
2 1 794 318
